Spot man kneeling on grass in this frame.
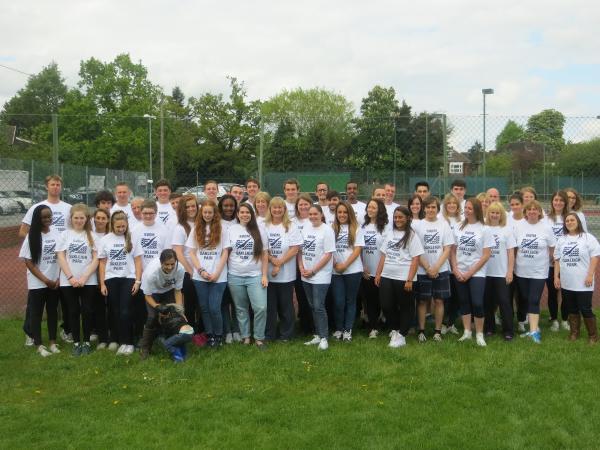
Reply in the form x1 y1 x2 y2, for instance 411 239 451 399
139 249 192 362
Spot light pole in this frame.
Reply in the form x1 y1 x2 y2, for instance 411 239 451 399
143 114 156 183
482 88 494 190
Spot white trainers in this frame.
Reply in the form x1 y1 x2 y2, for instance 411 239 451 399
332 331 342 340
418 332 427 343
232 332 242 342
550 320 560 332
123 345 135 355
476 332 487 347
108 342 119 351
96 342 107 350
518 321 527 332
59 330 74 343
49 343 61 354
304 335 321 346
433 332 442 342
89 334 98 342
37 345 52 357
458 330 472 342
116 344 126 355
342 330 352 342
495 314 502 326
225 333 233 344
368 329 379 339
388 330 406 348
318 338 329 350
25 335 34 347
561 320 570 331
447 325 459 335
441 325 448 335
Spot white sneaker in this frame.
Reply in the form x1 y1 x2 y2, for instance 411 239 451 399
304 335 321 346
116 344 126 355
388 331 406 348
25 335 34 347
550 320 560 332
368 329 379 339
318 338 329 350
124 345 135 355
60 329 73 343
96 342 107 350
495 314 502 326
447 325 459 335
332 331 342 340
89 334 98 342
232 332 242 342
49 343 61 353
225 333 233 344
561 320 570 331
37 345 52 357
441 325 448 335
518 321 527 332
458 330 472 342
433 332 442 342
108 342 119 351
476 332 487 347
418 332 427 343
342 330 352 342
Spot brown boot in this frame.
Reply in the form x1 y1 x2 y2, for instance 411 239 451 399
568 314 581 341
583 317 599 345
139 327 156 359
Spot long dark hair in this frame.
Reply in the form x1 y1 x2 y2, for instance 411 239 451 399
363 199 388 233
177 194 197 236
333 201 358 247
28 204 51 265
238 203 263 260
460 198 484 230
549 190 569 223
408 194 424 220
392 206 413 249
218 194 238 221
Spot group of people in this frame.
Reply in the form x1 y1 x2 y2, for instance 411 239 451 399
18 174 599 361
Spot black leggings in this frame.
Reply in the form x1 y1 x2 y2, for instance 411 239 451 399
266 281 295 340
105 278 135 345
515 276 546 315
61 285 96 343
484 277 514 335
295 270 313 334
182 272 201 332
546 267 568 321
379 277 415 336
359 276 381 330
563 289 594 318
27 288 59 346
93 288 108 343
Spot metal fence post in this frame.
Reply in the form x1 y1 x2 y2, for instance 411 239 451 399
52 113 59 174
259 117 264 187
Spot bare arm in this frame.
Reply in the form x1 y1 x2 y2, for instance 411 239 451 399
463 248 491 281
404 256 420 291
335 246 362 273
99 259 107 296
173 244 193 274
18 224 30 239
24 259 58 289
374 252 386 287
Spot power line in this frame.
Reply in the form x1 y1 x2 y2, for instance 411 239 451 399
0 63 33 77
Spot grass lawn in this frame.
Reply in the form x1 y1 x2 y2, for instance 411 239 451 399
1 317 599 449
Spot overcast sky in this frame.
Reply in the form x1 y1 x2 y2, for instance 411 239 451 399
2 0 599 148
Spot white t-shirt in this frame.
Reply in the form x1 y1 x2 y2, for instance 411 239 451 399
132 222 171 269
413 218 454 275
555 233 600 291
285 201 296 220
110 203 133 221
186 225 229 283
300 224 336 284
350 201 366 225
546 215 565 239
266 222 303 283
19 230 60 289
97 233 139 280
56 230 98 286
156 202 176 227
440 214 462 233
323 208 336 226
140 257 185 295
361 222 386 276
380 229 424 281
23 200 71 233
575 211 588 232
453 222 495 278
385 202 400 221
514 220 556 279
170 222 194 267
293 217 310 235
221 219 237 233
333 224 364 275
485 225 517 278
226 224 268 277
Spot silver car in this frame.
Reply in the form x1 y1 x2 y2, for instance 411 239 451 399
1 190 33 212
0 192 22 215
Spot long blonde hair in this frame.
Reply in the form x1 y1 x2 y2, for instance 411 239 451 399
265 196 291 232
109 210 132 253
70 203 94 248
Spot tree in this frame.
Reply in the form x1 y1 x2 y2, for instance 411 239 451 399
525 109 565 155
188 77 261 181
485 152 513 176
261 88 354 169
558 138 600 176
467 141 483 172
495 120 525 151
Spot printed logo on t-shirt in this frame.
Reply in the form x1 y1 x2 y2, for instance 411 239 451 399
141 233 161 262
269 233 282 257
303 236 317 260
336 232 349 252
109 246 126 261
423 230 440 255
561 243 580 266
363 232 377 254
42 241 57 264
234 235 254 260
158 211 170 225
162 277 176 288
551 223 563 238
458 232 477 256
68 241 89 264
489 234 501 257
52 212 66 230
519 235 539 258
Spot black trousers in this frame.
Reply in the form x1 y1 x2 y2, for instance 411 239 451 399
359 276 381 330
182 272 201 333
563 289 594 318
92 287 108 343
105 278 135 345
61 285 96 343
484 277 514 336
379 277 415 336
546 267 568 321
266 281 295 340
26 288 59 346
294 270 313 335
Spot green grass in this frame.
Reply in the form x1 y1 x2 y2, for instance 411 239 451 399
1 318 600 449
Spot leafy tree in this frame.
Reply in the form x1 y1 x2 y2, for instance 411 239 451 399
558 138 600 176
467 141 483 172
525 109 565 155
495 120 525 151
485 152 513 176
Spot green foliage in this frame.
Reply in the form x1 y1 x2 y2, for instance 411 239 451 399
485 151 513 176
467 140 483 170
262 88 354 170
495 120 525 151
525 109 566 154
559 138 600 176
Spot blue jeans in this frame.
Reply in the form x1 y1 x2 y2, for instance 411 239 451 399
159 332 192 354
302 282 330 338
193 280 227 336
331 272 362 332
228 275 267 340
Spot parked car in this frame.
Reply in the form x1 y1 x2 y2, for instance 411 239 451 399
0 191 33 212
0 192 22 215
66 187 100 206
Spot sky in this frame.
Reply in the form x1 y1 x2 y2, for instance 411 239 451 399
1 0 600 149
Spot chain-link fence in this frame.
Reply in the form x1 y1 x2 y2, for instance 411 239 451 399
2 112 600 316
